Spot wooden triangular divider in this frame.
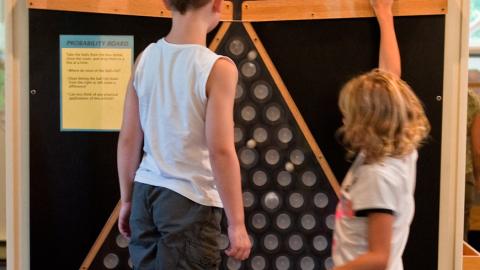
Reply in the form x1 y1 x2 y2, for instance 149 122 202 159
80 202 123 269
80 21 340 270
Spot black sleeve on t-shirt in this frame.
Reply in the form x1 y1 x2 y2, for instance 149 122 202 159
355 208 395 217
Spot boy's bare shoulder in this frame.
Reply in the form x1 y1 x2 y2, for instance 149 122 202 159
206 58 237 97
207 57 238 91
211 57 237 77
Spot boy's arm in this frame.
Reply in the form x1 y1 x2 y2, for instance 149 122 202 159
117 56 144 238
334 213 393 270
372 0 401 77
205 58 251 261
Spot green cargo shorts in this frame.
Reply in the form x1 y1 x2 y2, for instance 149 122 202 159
129 182 223 270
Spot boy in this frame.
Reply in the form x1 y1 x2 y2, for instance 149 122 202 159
117 0 251 269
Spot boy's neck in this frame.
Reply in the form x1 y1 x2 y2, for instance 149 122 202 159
165 13 210 46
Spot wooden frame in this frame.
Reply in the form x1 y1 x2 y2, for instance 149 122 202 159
242 0 447 22
6 0 30 269
4 0 30 270
28 0 447 22
28 0 234 21
440 0 470 269
9 1 464 270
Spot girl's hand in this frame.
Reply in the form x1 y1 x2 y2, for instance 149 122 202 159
371 0 394 23
370 0 394 14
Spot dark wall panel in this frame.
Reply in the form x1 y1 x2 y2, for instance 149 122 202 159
29 10 220 270
30 10 443 270
253 16 444 270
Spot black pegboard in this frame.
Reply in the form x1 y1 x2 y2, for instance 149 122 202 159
217 23 338 270
29 9 444 270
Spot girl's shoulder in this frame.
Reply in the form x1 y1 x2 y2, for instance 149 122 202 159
358 150 417 170
354 150 417 185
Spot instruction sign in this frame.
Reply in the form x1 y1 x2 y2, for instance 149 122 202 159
60 35 133 131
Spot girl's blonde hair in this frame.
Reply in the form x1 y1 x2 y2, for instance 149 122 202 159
338 69 430 163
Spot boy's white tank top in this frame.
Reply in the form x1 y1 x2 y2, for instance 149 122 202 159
133 38 228 207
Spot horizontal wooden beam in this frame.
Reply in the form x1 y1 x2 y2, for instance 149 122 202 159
242 0 447 22
464 256 480 270
28 0 446 22
28 0 233 21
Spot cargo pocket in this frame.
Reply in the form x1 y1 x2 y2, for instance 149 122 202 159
185 239 220 269
184 207 222 269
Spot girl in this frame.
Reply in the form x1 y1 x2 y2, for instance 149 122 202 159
332 1 430 270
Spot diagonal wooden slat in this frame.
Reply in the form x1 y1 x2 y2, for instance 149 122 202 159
79 201 121 270
209 22 232 52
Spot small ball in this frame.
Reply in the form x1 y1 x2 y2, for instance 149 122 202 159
248 50 258 60
285 162 295 172
247 139 257 149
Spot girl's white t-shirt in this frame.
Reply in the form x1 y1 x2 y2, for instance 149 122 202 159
332 150 418 270
133 38 230 208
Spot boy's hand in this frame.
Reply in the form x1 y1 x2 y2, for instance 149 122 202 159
118 201 132 238
225 224 252 261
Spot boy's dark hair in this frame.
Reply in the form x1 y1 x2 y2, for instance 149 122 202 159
167 0 212 14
